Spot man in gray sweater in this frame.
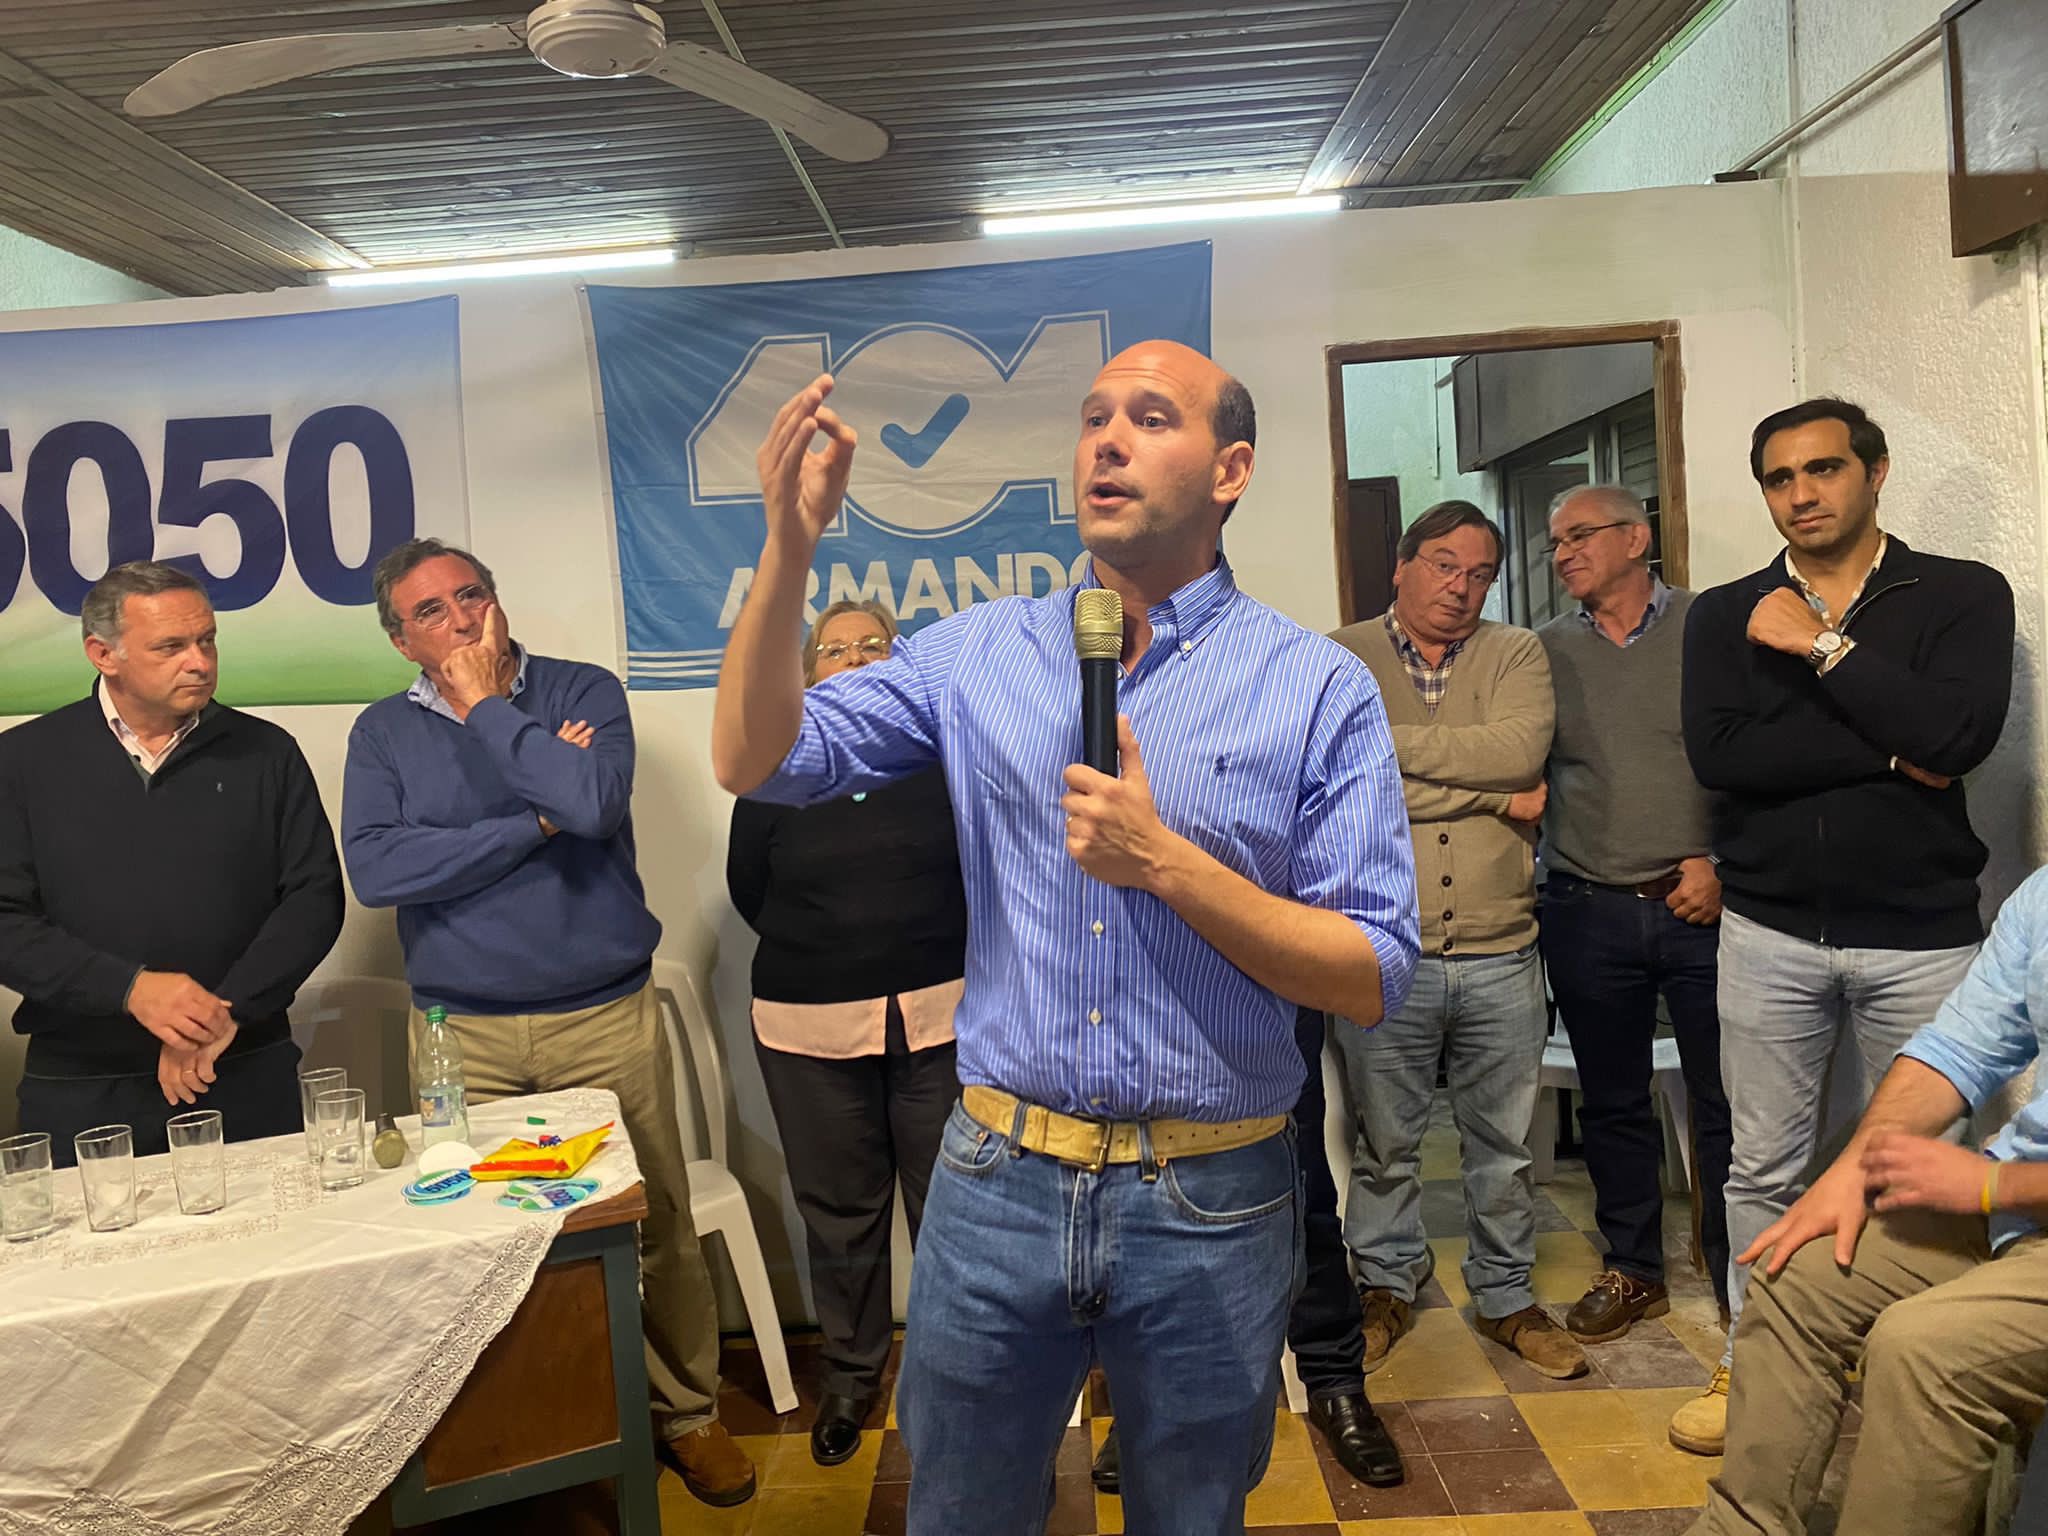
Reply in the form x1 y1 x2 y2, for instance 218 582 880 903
1331 500 1585 1381
1536 487 1732 1395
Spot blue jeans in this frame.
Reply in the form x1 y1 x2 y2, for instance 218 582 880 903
1718 909 1979 1353
1335 945 1547 1320
898 1100 1300 1536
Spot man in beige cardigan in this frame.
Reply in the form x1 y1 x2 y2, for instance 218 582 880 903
1330 500 1585 1380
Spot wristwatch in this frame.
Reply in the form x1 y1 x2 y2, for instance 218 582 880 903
1806 628 1845 670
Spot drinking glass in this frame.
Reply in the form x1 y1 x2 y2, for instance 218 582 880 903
0 1132 55 1242
316 1089 366 1192
299 1066 347 1165
75 1124 137 1232
167 1110 227 1215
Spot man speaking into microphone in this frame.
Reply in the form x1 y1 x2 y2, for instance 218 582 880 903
712 341 1417 1535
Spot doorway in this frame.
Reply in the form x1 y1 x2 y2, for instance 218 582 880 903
1324 323 1689 629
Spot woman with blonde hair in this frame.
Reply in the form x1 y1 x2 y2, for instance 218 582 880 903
726 599 965 1466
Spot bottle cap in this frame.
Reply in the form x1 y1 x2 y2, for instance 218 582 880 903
425 1004 447 1024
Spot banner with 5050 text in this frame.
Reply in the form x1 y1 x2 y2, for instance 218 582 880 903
585 242 1211 688
0 297 467 715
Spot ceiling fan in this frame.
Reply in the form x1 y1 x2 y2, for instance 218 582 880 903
123 0 890 163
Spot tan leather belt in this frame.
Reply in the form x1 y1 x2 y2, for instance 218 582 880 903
961 1084 1286 1173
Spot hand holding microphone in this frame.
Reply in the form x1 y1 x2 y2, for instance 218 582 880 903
1074 587 1122 776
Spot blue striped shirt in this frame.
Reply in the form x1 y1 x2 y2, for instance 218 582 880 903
747 559 1419 1121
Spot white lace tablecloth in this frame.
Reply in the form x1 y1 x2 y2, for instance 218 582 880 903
0 1087 642 1536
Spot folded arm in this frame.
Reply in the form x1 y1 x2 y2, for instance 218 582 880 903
1388 632 1553 792
464 669 636 840
340 724 547 908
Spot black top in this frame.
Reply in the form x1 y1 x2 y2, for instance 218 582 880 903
726 767 968 1005
1681 536 2013 950
0 688 345 1074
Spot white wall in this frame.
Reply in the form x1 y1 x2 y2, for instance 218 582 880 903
0 182 1795 1318
1341 357 1493 523
1531 0 2048 900
0 225 166 311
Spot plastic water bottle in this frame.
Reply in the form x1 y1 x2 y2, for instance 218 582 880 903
415 1005 471 1148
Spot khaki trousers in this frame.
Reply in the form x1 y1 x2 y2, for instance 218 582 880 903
1696 1206 2048 1536
416 980 722 1438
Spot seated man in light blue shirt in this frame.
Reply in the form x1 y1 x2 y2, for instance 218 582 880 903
1692 866 2048 1536
711 344 1419 1536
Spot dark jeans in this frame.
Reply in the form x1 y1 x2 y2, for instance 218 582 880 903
754 999 960 1400
1539 873 1732 1302
18 1036 303 1166
1287 1005 1367 1400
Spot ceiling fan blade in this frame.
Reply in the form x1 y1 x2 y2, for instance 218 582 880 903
125 23 528 118
645 40 888 163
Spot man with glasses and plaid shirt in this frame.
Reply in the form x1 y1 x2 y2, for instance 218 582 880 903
339 538 755 1510
1330 500 1585 1381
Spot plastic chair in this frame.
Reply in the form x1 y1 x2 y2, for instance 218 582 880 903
653 957 797 1414
1531 1019 1691 1192
294 975 415 1121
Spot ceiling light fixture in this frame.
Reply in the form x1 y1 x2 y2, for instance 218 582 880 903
326 246 678 287
982 194 1344 236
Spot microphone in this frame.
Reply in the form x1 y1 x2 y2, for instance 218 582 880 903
1074 587 1123 776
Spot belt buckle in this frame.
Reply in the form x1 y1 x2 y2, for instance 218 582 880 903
1082 1119 1112 1174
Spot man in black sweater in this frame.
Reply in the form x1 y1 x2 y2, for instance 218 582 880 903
1673 398 2013 1456
0 562 343 1162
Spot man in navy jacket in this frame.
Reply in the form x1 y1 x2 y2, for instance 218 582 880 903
340 538 751 1508
1672 398 2013 1456
0 561 341 1159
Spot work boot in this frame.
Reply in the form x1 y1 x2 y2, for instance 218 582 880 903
1360 1287 1413 1373
1669 1364 1731 1455
1475 1304 1589 1379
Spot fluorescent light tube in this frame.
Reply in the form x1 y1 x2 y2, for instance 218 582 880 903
982 195 1343 236
327 247 677 287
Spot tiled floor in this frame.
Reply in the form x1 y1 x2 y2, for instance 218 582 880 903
365 1102 1856 1535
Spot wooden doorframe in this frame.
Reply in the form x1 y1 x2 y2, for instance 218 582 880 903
1322 321 1689 592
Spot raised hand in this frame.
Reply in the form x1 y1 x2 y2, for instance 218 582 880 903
443 602 515 717
756 374 858 556
129 970 232 1049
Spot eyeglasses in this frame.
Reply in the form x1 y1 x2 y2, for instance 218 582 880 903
408 583 492 631
1543 522 1631 556
818 636 891 664
1416 554 1498 588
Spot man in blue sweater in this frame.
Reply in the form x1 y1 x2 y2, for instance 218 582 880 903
340 538 751 1508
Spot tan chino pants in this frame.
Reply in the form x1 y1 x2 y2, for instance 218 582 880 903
415 981 723 1438
1695 1205 2048 1536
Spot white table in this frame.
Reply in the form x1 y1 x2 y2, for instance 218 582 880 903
0 1087 641 1536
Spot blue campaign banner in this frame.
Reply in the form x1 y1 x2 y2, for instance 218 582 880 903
585 242 1211 688
0 297 468 713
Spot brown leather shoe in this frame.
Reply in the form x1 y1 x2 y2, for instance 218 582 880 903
1360 1288 1413 1373
1565 1268 1671 1343
1475 1305 1589 1380
661 1422 757 1507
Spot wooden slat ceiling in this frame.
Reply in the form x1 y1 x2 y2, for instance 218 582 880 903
0 0 1711 297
